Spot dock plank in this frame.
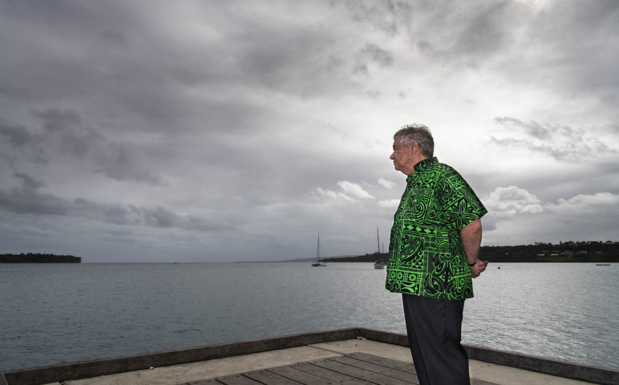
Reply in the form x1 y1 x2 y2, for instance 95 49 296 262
184 380 221 385
244 369 303 385
268 366 341 385
471 380 500 385
179 354 501 385
328 355 417 383
345 353 499 385
291 361 375 384
312 359 415 385
214 373 263 385
347 352 417 374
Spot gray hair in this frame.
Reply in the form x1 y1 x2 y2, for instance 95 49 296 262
394 124 434 157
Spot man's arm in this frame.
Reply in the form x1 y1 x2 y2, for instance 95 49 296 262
460 218 487 278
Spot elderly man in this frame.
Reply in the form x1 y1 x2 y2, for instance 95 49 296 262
386 124 488 385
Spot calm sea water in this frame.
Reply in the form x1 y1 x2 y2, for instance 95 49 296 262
1 262 617 371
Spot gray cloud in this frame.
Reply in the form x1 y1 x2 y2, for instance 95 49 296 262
347 0 619 108
0 123 41 163
13 172 45 190
0 0 617 261
361 43 394 68
92 142 166 185
491 117 616 162
345 0 414 36
0 171 229 233
32 108 104 160
0 107 165 185
0 173 69 216
530 1 619 91
414 0 521 65
487 1 619 113
495 117 551 140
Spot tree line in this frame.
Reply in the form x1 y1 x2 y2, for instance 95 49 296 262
322 241 618 263
0 253 82 263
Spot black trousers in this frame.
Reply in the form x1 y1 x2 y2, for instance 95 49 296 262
402 294 470 385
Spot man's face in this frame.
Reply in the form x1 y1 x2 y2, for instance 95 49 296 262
390 140 415 175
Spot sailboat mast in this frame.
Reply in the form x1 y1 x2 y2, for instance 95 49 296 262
376 227 380 253
312 233 326 267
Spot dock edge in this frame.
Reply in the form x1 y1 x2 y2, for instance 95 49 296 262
4 328 618 385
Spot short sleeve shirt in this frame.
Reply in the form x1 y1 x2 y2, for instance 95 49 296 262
385 157 487 300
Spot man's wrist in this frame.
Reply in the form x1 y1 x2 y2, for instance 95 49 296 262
468 259 477 267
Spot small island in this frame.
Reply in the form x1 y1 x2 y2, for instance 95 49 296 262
322 241 618 263
0 253 82 263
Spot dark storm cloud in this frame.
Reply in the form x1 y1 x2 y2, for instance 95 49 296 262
415 1 519 65
495 117 551 140
223 17 358 99
347 0 618 104
0 81 36 102
0 2 127 102
483 1 619 112
13 172 44 190
492 117 616 162
0 172 229 232
73 200 234 232
361 44 394 68
0 173 69 216
72 199 135 226
345 0 409 36
0 0 356 141
344 0 523 63
0 107 165 185
32 108 104 160
353 63 369 75
530 1 619 91
138 206 233 232
453 5 510 53
0 123 38 152
0 1 210 135
353 43 394 78
367 90 383 100
92 142 166 186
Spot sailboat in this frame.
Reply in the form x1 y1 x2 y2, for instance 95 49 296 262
374 227 387 269
311 234 326 267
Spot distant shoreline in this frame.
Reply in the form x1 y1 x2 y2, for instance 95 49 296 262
3 241 616 264
322 241 619 263
0 253 82 263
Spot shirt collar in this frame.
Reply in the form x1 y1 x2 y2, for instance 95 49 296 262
407 157 438 182
414 156 437 172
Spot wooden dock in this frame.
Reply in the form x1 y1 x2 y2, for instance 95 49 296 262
181 352 423 385
3 328 617 385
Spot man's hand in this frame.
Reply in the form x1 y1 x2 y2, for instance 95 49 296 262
470 259 488 278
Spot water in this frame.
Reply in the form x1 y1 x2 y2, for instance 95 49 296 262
0 262 617 371
463 263 619 369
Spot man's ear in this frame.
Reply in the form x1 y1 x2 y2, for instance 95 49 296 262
411 141 419 153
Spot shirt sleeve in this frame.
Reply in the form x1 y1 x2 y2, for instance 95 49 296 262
438 167 487 230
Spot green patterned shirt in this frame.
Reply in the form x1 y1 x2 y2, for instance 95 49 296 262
386 157 487 300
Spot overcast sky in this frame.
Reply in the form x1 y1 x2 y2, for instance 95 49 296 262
1 0 617 263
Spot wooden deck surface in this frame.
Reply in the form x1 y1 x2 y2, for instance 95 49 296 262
180 352 498 385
